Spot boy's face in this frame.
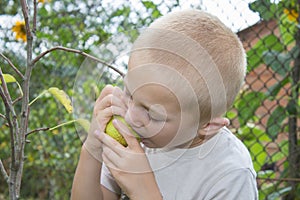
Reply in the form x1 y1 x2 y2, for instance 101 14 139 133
123 62 200 148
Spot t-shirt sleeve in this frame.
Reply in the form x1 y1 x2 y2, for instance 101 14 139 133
100 163 121 195
205 168 258 200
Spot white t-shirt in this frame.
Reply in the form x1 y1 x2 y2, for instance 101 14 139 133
101 127 258 200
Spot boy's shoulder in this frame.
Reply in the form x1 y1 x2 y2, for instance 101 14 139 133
201 127 254 168
144 128 258 199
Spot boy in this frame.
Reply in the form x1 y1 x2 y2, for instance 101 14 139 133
71 10 258 200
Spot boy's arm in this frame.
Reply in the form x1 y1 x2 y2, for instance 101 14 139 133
71 85 124 200
71 146 119 200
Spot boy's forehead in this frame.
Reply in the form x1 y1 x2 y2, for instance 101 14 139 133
124 63 199 108
124 63 184 94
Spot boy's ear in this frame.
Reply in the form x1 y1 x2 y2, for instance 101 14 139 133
199 117 230 136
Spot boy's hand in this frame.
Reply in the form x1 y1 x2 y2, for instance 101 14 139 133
84 85 127 162
98 119 163 200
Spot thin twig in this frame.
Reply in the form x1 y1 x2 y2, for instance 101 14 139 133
33 0 37 34
0 87 16 168
0 53 24 79
0 113 6 120
31 46 125 77
258 177 300 182
26 127 50 137
0 159 9 184
13 96 23 105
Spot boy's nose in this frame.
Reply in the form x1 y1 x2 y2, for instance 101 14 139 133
125 102 150 128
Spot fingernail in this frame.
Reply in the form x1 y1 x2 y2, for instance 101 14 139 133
94 130 101 137
112 119 118 124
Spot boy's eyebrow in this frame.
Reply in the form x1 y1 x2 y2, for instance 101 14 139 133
123 84 164 116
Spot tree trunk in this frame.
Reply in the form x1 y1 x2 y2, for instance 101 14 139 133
286 2 300 198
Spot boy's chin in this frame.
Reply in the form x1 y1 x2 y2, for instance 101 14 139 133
141 139 155 148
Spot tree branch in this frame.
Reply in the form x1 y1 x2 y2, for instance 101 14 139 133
26 127 50 137
0 53 24 79
0 113 6 120
31 46 125 77
0 68 14 111
20 0 32 42
0 87 16 169
0 159 9 184
33 0 37 34
17 0 34 198
13 96 23 105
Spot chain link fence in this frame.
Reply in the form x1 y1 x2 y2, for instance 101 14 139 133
201 1 300 199
0 0 299 199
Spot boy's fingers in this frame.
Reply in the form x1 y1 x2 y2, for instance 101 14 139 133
102 145 120 168
93 95 120 112
94 93 126 113
113 119 141 150
111 106 126 117
96 85 114 103
97 130 124 156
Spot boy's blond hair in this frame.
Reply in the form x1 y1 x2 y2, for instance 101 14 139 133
128 10 246 126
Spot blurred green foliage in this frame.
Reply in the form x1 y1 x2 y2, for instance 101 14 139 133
1 0 299 199
0 0 187 199
235 0 300 199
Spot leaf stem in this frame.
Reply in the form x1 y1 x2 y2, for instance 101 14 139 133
49 119 77 131
28 90 47 106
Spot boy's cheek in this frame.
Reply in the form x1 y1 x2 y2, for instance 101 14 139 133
133 120 166 139
124 107 150 128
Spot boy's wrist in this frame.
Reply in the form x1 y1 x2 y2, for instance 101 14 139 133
82 139 103 162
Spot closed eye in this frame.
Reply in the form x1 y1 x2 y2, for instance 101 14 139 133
148 104 167 122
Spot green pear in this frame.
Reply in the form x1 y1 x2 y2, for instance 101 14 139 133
105 116 141 147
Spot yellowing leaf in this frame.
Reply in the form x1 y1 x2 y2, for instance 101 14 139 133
0 74 23 96
76 118 90 132
48 87 73 113
0 74 16 84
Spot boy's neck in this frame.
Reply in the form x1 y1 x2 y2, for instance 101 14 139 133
180 128 222 149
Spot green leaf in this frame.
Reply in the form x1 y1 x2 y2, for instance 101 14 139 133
267 186 292 200
279 12 297 46
237 91 266 126
111 6 131 18
238 125 265 142
142 1 157 10
75 118 90 133
257 170 276 179
152 9 162 19
248 142 267 171
262 50 291 77
249 0 277 21
247 34 284 71
266 106 287 138
225 110 237 120
270 151 286 163
0 73 23 96
48 87 73 113
265 75 290 98
0 73 16 84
